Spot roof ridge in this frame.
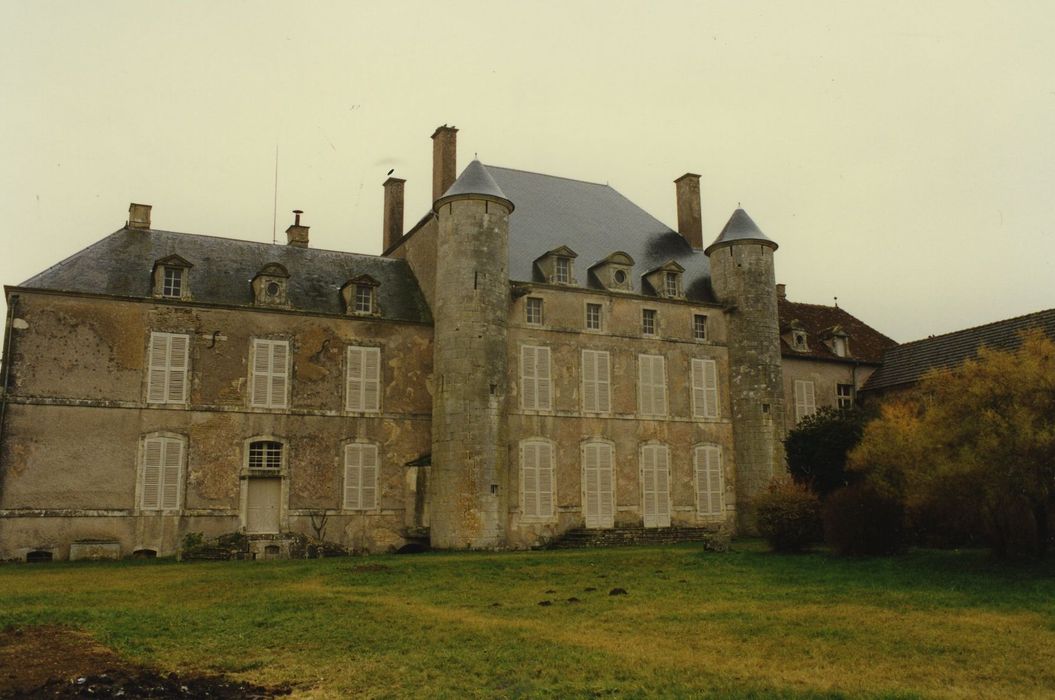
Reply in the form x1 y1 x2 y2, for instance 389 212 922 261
894 307 1055 348
483 164 610 188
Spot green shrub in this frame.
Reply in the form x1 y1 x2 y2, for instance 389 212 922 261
784 407 867 498
823 481 905 556
755 479 822 553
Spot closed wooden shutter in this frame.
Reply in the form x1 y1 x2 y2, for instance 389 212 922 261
582 350 611 413
521 346 552 411
167 335 189 403
269 342 288 408
251 340 289 408
695 445 723 516
639 355 667 416
692 358 719 419
344 443 379 510
161 438 183 509
642 444 671 527
346 346 381 412
583 442 614 528
794 380 816 422
521 441 554 519
141 437 163 509
147 333 189 404
142 435 183 511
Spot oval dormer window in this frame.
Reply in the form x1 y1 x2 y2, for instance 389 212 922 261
614 270 627 284
266 281 281 297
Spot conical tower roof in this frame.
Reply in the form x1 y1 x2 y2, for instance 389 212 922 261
434 160 514 212
704 208 777 256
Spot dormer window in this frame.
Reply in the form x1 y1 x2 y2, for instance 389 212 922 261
642 261 685 299
151 255 192 301
252 263 290 307
793 332 808 351
824 327 851 357
534 246 578 286
554 257 571 284
664 272 679 297
833 336 847 357
588 252 635 293
341 275 381 317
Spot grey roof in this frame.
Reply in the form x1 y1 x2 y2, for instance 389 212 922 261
862 308 1055 392
704 208 777 255
483 165 715 301
437 160 513 210
18 228 431 323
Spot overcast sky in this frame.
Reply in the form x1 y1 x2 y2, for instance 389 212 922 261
1 1 1052 343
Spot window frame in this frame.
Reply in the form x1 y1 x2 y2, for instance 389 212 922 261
354 284 374 314
146 332 190 405
837 383 854 409
664 271 679 297
581 349 612 414
161 266 183 298
585 302 602 331
343 441 380 511
520 345 553 411
525 297 544 326
138 432 186 513
520 438 556 521
642 308 657 336
553 256 571 284
693 314 708 342
346 345 382 413
248 440 284 471
637 353 668 417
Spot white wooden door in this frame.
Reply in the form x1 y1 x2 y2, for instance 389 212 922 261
583 443 615 529
246 478 282 534
641 446 671 528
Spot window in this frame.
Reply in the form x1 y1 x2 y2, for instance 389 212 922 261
140 434 185 511
520 345 552 411
581 350 611 413
794 379 817 423
346 346 381 412
248 440 283 470
354 285 373 314
694 444 724 517
640 443 671 528
693 314 708 341
147 332 190 404
554 257 571 284
691 358 720 419
162 267 183 298
344 442 379 510
582 441 615 529
837 383 854 409
526 297 543 325
585 303 602 331
250 339 290 408
520 440 555 520
642 309 657 336
664 272 679 297
833 336 848 357
638 354 667 417
793 332 808 351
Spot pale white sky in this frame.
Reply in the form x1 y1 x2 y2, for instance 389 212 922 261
1 1 1053 342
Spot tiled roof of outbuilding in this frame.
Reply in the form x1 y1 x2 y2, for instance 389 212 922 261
482 165 717 302
778 298 896 364
17 228 432 323
862 308 1055 392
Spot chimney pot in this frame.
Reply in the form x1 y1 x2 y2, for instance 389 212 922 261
776 283 787 300
383 177 406 253
431 125 458 202
127 203 152 230
285 210 310 248
674 174 703 250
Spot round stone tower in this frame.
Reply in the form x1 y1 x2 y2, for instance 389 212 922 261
705 209 786 533
429 160 514 549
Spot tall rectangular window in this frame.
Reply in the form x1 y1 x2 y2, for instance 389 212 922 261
344 443 379 510
162 267 183 298
582 441 615 529
554 257 571 284
140 435 185 511
147 332 190 404
642 309 657 336
346 346 381 412
581 349 611 413
525 297 543 325
794 379 817 423
640 443 671 528
691 358 720 419
694 445 724 517
521 440 555 520
250 339 290 408
693 314 708 341
638 354 667 417
837 383 854 409
665 272 679 297
354 285 373 314
585 303 602 331
520 345 552 411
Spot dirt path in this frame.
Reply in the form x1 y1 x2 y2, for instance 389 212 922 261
0 625 290 698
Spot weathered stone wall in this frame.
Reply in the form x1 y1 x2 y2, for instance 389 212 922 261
389 218 438 309
782 357 877 431
504 287 735 547
429 197 511 549
0 292 432 559
707 243 786 533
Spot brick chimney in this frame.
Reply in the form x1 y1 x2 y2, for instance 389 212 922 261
674 174 703 250
383 177 406 251
285 210 309 248
776 283 786 300
127 203 152 230
431 125 458 202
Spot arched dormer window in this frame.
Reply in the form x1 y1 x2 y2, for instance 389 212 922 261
341 275 381 317
587 251 635 293
533 246 578 286
252 263 290 307
642 260 685 299
784 320 809 352
152 255 193 300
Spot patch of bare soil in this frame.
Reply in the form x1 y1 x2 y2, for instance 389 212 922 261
0 626 291 698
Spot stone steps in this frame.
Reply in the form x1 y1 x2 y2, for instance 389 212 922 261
546 526 727 550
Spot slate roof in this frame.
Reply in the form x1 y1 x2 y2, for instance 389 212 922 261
704 208 778 255
482 165 717 302
17 228 432 323
862 308 1055 392
778 298 896 365
438 160 513 210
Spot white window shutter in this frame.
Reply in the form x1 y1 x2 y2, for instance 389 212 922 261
654 357 667 416
141 438 163 509
344 444 362 510
696 445 724 516
655 447 670 521
167 335 189 403
521 347 537 410
536 348 552 410
538 443 554 517
638 357 650 415
522 442 539 517
641 446 656 519
583 443 600 524
804 381 816 417
794 380 816 422
582 351 597 412
703 359 719 419
251 340 271 407
361 444 378 510
598 445 614 522
269 341 289 408
691 359 706 418
363 348 380 412
160 438 183 509
346 347 364 411
596 351 611 413
147 334 169 403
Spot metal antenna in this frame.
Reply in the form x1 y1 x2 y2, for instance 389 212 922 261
272 145 279 244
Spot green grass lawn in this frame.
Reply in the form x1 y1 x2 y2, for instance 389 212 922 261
2 541 1054 699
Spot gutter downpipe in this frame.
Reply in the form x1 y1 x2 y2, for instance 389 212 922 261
0 292 18 454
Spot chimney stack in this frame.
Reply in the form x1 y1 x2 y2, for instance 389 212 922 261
383 177 406 252
127 203 152 230
776 283 786 300
431 125 458 202
674 174 703 250
285 209 310 248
